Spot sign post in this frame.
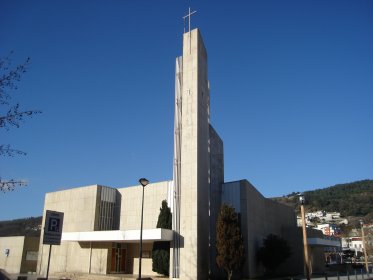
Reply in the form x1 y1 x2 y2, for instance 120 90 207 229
43 210 64 280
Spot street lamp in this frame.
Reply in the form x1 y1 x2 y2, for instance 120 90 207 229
360 220 369 275
299 193 311 280
138 178 149 280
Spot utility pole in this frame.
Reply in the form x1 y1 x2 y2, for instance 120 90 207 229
299 194 311 280
360 220 369 274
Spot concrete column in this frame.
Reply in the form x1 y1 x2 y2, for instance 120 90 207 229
178 28 210 280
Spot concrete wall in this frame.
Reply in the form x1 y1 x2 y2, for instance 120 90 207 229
37 183 169 276
195 29 210 280
0 236 24 274
209 124 224 278
279 227 327 276
38 185 102 275
20 236 40 273
41 185 99 232
117 181 169 276
38 240 110 275
118 181 170 230
179 28 210 280
242 179 297 278
132 243 158 276
278 226 305 276
222 180 297 279
0 236 39 274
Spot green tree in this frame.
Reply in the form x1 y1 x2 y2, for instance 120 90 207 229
257 234 291 274
216 204 244 280
0 53 40 192
152 200 172 276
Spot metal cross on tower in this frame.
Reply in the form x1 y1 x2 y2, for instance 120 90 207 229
183 7 196 33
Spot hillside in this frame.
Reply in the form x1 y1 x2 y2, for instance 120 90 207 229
0 216 42 237
273 179 373 223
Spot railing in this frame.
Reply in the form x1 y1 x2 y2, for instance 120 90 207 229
296 268 372 280
280 266 372 280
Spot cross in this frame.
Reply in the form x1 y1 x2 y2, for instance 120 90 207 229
183 7 196 33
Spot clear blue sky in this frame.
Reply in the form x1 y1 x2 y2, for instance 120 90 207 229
1 1 372 220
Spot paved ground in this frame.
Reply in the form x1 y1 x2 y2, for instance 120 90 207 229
267 274 373 280
6 273 373 280
8 274 164 280
296 277 373 280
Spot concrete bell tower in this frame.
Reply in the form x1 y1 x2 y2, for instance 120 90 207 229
172 27 211 279
179 28 210 280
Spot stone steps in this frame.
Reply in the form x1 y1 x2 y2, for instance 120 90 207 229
51 273 162 280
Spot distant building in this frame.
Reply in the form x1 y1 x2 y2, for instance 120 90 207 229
350 237 364 252
297 211 348 228
316 224 341 237
341 237 364 256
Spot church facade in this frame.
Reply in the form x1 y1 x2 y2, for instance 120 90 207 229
37 27 304 279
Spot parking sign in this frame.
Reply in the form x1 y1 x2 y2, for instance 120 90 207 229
43 210 64 245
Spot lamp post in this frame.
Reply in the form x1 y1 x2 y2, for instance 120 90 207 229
138 178 149 280
299 193 311 280
360 220 369 274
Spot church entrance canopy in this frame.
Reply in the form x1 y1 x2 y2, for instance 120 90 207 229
62 228 173 243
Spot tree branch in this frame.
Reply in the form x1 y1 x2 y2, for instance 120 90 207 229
0 53 30 104
0 178 28 192
0 145 26 157
0 53 39 193
0 104 41 129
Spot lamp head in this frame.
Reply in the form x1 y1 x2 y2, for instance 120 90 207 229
298 193 306 205
139 178 149 187
360 219 364 226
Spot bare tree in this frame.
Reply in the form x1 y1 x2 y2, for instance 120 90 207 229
0 52 41 192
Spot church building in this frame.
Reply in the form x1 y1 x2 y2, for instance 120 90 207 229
37 21 310 280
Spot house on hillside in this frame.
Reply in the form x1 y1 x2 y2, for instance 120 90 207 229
316 224 342 237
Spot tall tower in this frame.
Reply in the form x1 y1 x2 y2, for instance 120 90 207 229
172 28 211 279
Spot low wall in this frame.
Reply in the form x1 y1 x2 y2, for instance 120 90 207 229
133 258 158 276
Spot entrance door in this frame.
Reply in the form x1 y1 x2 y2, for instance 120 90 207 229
111 244 126 273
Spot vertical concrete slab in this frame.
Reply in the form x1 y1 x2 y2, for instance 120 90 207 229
209 125 224 278
179 28 210 280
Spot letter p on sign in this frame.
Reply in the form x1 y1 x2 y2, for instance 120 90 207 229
48 218 60 232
